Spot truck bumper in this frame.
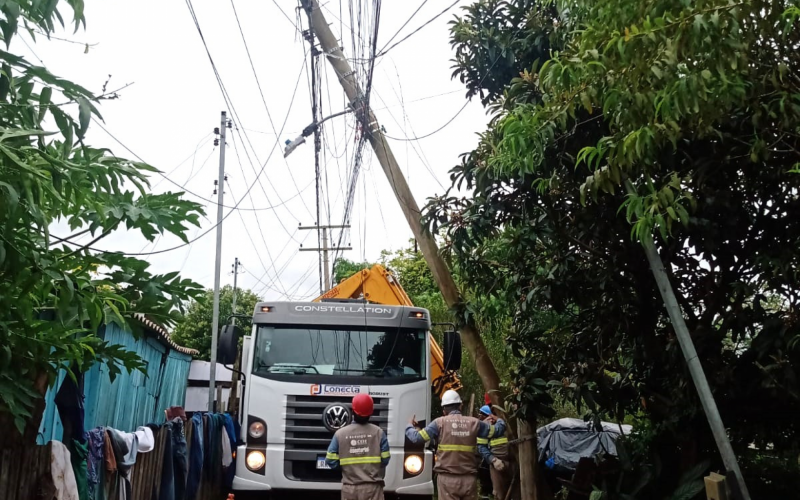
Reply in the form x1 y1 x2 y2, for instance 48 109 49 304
232 445 434 495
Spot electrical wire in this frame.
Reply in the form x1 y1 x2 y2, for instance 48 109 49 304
151 132 213 189
230 0 315 221
226 148 290 297
376 0 460 57
92 118 307 213
186 0 310 231
375 0 429 55
74 53 308 257
372 84 443 189
381 19 531 142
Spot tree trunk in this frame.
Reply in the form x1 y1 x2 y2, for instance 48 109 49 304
517 418 540 500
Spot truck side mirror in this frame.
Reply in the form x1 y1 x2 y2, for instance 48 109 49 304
443 330 462 371
217 324 242 365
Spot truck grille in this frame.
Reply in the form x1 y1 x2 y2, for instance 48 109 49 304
283 395 389 482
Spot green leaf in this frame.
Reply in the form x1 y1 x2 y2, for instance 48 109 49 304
590 490 605 500
38 87 52 124
580 92 593 113
651 65 663 79
77 97 91 139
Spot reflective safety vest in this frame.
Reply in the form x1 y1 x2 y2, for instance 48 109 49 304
328 423 388 485
432 414 482 475
478 436 510 461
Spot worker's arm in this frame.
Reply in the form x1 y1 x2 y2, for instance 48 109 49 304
477 418 506 440
325 434 340 469
380 431 391 467
405 417 438 444
477 437 494 462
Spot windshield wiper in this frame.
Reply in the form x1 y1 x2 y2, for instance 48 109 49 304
336 367 397 377
266 364 320 374
335 368 381 375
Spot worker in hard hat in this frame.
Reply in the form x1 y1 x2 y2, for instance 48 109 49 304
325 394 390 500
476 406 494 499
406 390 506 500
478 405 517 500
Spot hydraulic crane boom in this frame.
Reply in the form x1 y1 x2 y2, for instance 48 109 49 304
313 264 461 396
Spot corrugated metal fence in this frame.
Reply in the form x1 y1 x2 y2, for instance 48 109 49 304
38 322 194 443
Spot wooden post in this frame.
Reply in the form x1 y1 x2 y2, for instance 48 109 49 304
517 419 539 500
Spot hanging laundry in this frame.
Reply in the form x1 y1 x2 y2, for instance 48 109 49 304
221 426 232 468
86 428 106 500
170 418 189 500
103 429 117 475
107 428 138 500
158 425 175 500
202 413 223 485
55 365 86 445
70 438 89 500
222 413 238 489
50 440 80 500
185 413 204 500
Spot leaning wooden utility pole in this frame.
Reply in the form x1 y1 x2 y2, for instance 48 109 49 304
301 2 537 497
300 0 501 405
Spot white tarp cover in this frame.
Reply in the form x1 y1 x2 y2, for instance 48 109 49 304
536 418 633 470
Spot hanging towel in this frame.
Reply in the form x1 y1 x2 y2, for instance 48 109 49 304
50 440 80 500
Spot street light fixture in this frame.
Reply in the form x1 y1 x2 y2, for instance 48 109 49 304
283 108 353 158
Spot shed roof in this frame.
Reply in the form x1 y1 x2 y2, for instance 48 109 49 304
132 313 199 356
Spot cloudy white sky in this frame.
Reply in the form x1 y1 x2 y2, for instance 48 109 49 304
24 0 489 301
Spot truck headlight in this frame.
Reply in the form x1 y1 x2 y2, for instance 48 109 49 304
249 421 266 439
404 454 423 475
246 450 266 471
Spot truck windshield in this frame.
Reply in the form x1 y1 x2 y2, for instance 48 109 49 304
252 325 426 380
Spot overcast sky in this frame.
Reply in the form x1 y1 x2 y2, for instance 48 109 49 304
24 0 489 301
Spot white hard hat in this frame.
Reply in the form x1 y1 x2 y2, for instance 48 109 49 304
441 390 462 406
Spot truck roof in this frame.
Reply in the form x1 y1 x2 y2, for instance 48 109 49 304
252 300 431 329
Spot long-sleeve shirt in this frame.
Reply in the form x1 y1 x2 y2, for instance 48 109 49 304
404 411 505 463
325 428 391 470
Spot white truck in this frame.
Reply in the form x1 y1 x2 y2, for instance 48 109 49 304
217 298 463 499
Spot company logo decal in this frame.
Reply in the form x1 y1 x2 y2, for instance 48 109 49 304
323 404 351 432
310 384 362 396
294 305 393 314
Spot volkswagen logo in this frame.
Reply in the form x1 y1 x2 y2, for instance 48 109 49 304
323 404 351 432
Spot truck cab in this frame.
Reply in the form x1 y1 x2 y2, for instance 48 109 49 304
221 300 442 499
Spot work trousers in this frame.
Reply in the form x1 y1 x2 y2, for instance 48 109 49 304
489 460 517 500
341 483 384 500
437 473 479 500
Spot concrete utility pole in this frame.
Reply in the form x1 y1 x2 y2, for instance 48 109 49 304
299 224 352 291
300 0 511 449
642 239 750 500
209 111 228 413
620 179 749 499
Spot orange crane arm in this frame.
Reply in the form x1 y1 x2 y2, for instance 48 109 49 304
313 264 461 396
